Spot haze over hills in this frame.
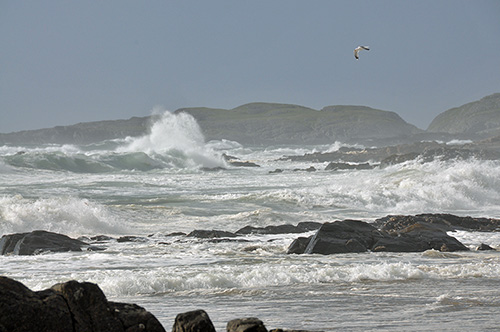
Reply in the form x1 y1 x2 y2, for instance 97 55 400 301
0 93 499 146
427 93 500 137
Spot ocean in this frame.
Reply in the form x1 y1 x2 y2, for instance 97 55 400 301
1 111 500 331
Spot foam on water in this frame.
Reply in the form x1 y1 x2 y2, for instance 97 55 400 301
118 110 225 169
0 195 124 236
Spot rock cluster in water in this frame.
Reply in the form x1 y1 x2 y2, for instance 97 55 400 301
0 277 318 332
1 214 499 256
0 276 165 332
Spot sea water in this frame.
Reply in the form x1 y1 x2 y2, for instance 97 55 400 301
1 111 500 331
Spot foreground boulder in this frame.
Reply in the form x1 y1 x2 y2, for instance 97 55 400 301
0 277 165 332
288 219 469 255
172 310 216 332
0 230 88 255
227 317 268 332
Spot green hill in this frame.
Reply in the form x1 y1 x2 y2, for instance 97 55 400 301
427 93 500 136
0 102 423 145
177 103 423 145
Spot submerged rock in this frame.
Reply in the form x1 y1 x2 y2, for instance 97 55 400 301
0 230 88 255
0 277 165 332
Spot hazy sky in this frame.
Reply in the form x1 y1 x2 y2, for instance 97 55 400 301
1 0 499 133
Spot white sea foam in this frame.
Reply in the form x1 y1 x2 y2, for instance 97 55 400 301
0 195 124 236
118 110 225 169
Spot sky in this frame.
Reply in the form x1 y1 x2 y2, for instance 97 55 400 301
1 0 499 133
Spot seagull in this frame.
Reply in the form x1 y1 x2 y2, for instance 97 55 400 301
354 46 370 60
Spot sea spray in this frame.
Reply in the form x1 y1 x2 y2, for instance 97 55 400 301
118 110 225 169
0 195 124 236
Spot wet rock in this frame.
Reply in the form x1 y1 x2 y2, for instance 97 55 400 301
304 220 381 254
236 222 321 235
477 243 495 251
375 214 500 232
229 160 260 167
187 230 237 238
324 162 374 171
0 276 165 332
117 235 148 243
172 309 216 332
227 317 267 332
286 236 313 254
0 230 88 255
289 219 469 255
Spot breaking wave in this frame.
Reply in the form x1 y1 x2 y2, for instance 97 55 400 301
0 110 226 172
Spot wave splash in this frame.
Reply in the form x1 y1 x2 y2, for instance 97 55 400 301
118 110 225 169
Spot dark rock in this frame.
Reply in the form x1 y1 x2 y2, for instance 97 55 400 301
293 166 317 172
236 222 321 235
172 310 216 332
289 218 469 255
304 220 380 254
187 230 237 238
375 214 500 232
117 236 148 243
325 162 374 171
477 243 495 251
269 168 283 174
0 230 88 255
201 166 226 171
287 236 313 254
229 161 260 167
227 317 267 332
0 276 165 332
166 232 187 237
91 235 116 242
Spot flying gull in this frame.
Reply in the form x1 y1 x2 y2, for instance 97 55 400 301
354 46 370 60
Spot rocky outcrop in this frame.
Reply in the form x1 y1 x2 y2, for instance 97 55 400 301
0 230 89 255
374 214 500 232
227 317 268 332
324 162 374 171
288 218 470 255
0 277 165 332
172 310 216 332
284 140 500 167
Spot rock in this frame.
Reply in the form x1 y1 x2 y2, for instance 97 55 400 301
286 236 312 254
477 243 495 251
229 160 260 167
0 230 88 255
288 218 470 255
324 162 374 171
375 214 500 232
236 222 321 235
0 276 165 332
172 310 216 332
304 220 381 254
227 317 267 332
117 236 148 243
187 230 237 238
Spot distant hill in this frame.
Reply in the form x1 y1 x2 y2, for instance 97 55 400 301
427 93 500 137
0 103 423 146
177 103 423 145
0 117 152 145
